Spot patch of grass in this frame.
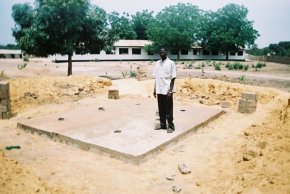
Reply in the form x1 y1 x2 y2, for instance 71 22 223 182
18 63 27 70
243 64 249 71
184 64 193 69
0 70 8 79
122 71 128 78
239 75 246 81
194 64 202 69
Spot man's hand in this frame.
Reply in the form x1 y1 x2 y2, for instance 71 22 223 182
153 90 156 98
167 91 173 98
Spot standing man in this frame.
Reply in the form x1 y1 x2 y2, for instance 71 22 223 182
153 48 176 133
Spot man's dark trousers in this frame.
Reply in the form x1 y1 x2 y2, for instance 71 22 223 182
157 94 174 129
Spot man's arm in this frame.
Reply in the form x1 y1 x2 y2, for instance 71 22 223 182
153 80 156 98
168 78 175 97
169 78 175 92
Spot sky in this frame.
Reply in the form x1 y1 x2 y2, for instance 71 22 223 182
0 0 289 48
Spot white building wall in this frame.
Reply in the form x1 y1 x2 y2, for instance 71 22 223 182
0 49 22 59
50 48 245 62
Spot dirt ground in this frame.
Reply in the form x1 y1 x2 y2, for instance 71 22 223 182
0 58 290 194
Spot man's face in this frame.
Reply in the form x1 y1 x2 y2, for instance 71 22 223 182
159 49 167 60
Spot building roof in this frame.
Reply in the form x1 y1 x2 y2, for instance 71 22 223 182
114 40 152 47
0 49 22 54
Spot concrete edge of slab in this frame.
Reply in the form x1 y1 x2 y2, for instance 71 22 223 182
137 110 225 164
17 110 224 165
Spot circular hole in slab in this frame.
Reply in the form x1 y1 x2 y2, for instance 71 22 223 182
114 130 122 133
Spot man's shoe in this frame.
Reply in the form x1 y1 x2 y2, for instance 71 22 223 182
167 128 174 133
155 126 167 130
168 124 175 131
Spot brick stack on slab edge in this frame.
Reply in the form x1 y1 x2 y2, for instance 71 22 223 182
0 81 11 119
238 92 257 114
108 88 120 99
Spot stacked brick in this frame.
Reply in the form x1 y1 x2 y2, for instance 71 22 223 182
238 92 257 114
0 81 11 119
108 88 120 99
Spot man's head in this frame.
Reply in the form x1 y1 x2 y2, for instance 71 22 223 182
159 48 167 61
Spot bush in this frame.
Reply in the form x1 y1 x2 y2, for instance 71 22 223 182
130 70 136 78
243 65 249 71
214 63 221 71
206 60 212 66
226 63 234 70
256 61 266 68
23 56 29 62
233 62 239 70
238 63 244 70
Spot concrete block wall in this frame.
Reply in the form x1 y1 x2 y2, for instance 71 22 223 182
0 81 11 119
238 92 257 114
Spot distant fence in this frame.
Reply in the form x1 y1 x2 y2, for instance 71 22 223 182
247 55 290 65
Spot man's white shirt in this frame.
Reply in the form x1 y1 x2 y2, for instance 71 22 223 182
152 58 176 95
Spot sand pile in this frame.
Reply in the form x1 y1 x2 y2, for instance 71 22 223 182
0 151 70 194
9 75 111 113
176 78 277 107
230 100 290 193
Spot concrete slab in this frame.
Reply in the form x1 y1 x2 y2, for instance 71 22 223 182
17 98 223 164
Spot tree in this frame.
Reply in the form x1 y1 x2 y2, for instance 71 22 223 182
131 10 154 40
108 12 137 40
0 44 20 50
12 0 108 76
197 4 259 60
11 3 35 54
247 44 270 56
272 42 290 57
146 3 201 59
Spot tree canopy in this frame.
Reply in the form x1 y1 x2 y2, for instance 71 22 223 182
12 0 108 76
248 41 290 57
197 3 259 60
107 12 136 40
146 3 201 59
131 10 154 40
